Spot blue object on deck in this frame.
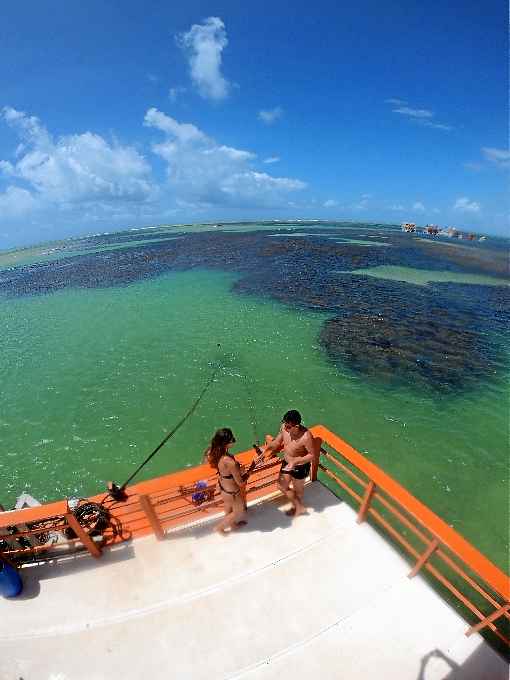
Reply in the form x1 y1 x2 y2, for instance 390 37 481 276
192 480 208 505
0 560 23 597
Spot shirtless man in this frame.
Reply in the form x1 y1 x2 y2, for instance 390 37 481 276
264 409 315 517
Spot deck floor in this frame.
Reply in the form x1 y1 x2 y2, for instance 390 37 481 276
1 483 507 680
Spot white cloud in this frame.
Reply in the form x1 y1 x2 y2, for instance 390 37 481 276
423 121 453 131
144 107 208 143
389 204 406 211
482 147 510 169
393 106 434 119
258 107 284 125
0 186 37 217
453 197 481 213
352 197 369 211
169 86 187 101
263 156 280 164
2 106 52 148
178 17 230 101
323 199 339 208
413 201 426 212
0 107 155 213
385 98 407 106
221 171 304 196
144 108 305 208
387 101 452 131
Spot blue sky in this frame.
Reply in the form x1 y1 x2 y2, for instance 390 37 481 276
1 0 508 248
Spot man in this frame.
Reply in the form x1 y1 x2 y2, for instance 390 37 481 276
264 409 315 517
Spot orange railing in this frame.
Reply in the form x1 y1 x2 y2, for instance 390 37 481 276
0 450 282 563
1 424 508 649
312 425 510 647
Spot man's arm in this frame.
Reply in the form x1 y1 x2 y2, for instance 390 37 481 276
263 429 284 457
241 446 265 481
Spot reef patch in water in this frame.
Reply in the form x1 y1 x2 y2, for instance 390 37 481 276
1 226 508 393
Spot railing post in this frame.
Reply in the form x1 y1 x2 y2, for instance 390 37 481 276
357 480 376 523
65 512 101 558
408 538 439 578
466 603 510 637
139 494 165 540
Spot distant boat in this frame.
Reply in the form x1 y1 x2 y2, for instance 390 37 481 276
445 227 460 238
401 222 416 233
425 224 439 235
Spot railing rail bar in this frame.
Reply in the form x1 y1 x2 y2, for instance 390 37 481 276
160 501 224 525
373 491 430 545
313 425 510 600
424 561 506 642
435 548 510 620
321 451 367 489
371 483 510 619
466 604 510 637
0 535 95 557
366 506 504 640
321 455 510 631
320 466 363 504
367 506 420 561
0 523 68 538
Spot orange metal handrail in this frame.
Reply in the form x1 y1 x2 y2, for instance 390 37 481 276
0 449 281 561
312 424 510 645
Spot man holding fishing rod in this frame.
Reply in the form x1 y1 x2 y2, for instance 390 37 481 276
262 409 315 517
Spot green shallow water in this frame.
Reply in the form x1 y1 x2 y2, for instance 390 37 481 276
1 268 509 570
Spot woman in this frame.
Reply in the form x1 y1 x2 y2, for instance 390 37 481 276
206 428 247 534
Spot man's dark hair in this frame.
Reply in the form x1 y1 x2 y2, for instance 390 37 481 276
282 409 302 425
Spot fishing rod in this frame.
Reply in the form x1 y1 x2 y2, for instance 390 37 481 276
107 344 223 502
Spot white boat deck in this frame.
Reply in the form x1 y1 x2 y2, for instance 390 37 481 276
2 483 507 680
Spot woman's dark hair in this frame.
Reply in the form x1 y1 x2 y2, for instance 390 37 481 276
282 409 302 425
206 428 236 469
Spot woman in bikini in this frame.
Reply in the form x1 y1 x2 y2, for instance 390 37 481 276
206 428 248 534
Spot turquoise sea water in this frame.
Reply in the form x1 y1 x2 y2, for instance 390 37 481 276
1 225 509 572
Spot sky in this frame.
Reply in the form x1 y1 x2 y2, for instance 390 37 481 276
1 0 508 249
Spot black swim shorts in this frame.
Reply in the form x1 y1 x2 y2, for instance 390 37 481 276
280 460 311 480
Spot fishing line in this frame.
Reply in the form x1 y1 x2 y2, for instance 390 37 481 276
221 352 261 446
241 372 260 446
106 343 224 502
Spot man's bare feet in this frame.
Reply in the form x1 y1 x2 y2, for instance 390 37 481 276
293 505 307 517
285 506 296 516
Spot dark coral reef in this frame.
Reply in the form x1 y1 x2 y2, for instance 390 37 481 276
1 224 508 393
